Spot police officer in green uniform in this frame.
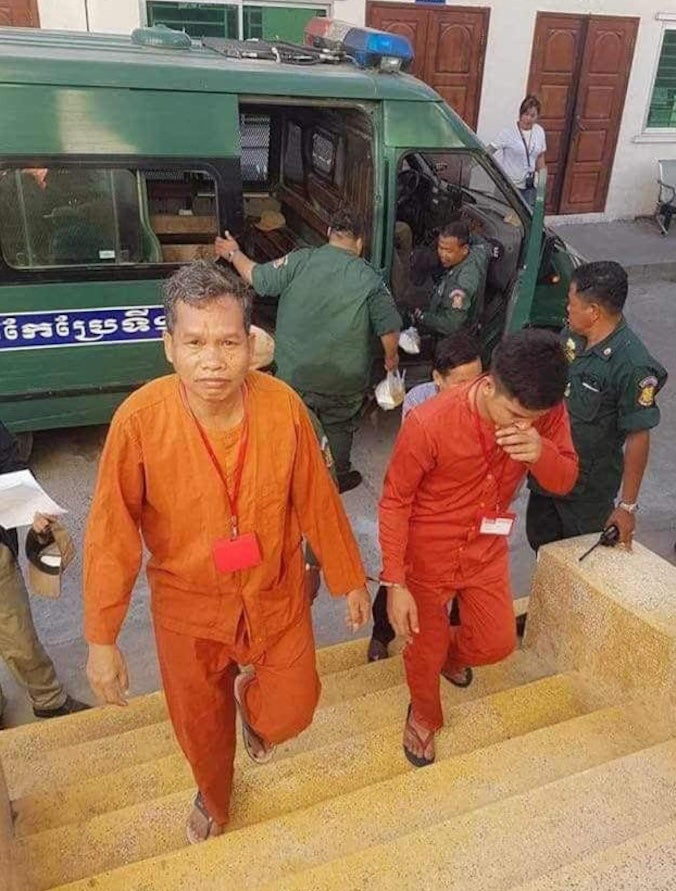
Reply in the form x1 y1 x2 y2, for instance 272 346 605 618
215 207 401 493
526 260 667 554
413 221 489 337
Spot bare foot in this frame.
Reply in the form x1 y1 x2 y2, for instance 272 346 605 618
403 707 435 764
185 795 224 845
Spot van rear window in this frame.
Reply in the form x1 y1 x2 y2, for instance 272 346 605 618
0 166 219 269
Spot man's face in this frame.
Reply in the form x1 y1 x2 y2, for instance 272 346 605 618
437 235 469 269
567 282 597 336
433 357 482 391
482 376 548 429
163 296 253 407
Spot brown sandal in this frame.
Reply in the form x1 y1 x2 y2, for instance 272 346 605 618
234 672 275 764
403 703 435 768
185 792 224 845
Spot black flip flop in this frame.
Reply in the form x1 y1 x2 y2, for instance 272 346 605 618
442 666 474 688
403 703 435 768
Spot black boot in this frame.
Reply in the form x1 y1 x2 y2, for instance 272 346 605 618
33 695 91 719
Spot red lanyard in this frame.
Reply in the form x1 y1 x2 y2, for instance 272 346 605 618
471 379 510 511
182 384 249 539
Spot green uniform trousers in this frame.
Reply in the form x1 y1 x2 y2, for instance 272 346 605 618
297 390 365 479
526 493 614 554
0 544 65 716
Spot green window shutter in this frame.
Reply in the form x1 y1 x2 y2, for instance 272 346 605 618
648 30 676 128
243 6 325 42
146 2 237 39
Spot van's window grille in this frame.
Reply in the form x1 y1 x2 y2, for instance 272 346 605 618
0 166 219 269
311 132 335 178
240 114 270 185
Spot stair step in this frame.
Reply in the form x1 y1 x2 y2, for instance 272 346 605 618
14 671 579 844
3 648 549 800
512 818 676 890
263 738 676 891
46 702 672 891
0 639 374 768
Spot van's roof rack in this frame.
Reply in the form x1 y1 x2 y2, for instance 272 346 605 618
202 36 339 66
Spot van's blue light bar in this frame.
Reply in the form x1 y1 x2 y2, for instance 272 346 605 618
305 18 414 71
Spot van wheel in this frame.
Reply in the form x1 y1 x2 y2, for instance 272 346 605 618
15 432 33 462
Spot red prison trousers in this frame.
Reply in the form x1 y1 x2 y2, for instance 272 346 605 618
404 540 515 732
155 607 320 825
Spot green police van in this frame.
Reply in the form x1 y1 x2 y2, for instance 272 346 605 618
0 20 579 434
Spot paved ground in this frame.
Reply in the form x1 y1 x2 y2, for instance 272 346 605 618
550 217 676 283
1 278 674 728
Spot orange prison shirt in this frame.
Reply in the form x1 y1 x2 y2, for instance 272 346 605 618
379 382 578 585
84 372 366 646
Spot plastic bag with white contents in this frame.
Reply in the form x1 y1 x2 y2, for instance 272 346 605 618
398 326 421 355
375 369 406 411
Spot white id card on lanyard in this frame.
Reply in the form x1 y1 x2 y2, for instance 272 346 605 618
479 511 516 536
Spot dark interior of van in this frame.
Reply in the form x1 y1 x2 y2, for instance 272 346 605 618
236 102 526 354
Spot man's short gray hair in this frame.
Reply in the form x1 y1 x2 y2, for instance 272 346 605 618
162 260 253 334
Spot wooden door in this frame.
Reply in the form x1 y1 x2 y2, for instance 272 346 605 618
559 16 638 214
423 7 489 129
527 13 587 212
528 12 638 214
0 0 39 26
367 3 489 129
367 3 428 81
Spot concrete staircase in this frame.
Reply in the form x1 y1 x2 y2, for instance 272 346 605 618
1 540 676 890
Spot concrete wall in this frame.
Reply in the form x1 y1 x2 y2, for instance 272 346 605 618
35 0 676 220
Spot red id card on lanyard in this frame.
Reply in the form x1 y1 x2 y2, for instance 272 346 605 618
183 385 263 572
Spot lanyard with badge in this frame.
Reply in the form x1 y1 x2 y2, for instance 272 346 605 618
182 384 263 572
472 384 516 536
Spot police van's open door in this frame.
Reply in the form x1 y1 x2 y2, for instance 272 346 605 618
505 171 547 333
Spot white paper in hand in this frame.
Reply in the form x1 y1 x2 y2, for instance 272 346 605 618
0 470 66 529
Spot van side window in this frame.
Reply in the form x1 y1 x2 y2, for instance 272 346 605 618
311 132 335 178
0 166 219 269
284 123 304 183
240 113 270 185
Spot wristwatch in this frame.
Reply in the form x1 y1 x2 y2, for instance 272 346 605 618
618 501 639 514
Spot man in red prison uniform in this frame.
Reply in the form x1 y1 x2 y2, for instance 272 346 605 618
379 330 578 767
84 261 370 843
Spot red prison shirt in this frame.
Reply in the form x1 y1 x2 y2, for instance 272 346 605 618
379 382 578 585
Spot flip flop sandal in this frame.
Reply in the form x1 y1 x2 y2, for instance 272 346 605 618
367 638 390 662
186 791 221 845
403 703 435 768
442 666 474 688
234 672 275 765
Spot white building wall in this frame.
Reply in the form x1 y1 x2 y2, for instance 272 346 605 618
36 0 676 219
38 0 142 33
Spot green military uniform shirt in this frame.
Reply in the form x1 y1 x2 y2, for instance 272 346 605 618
422 241 489 337
535 318 667 505
252 244 401 395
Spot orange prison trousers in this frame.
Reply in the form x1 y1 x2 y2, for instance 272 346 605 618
404 546 516 732
154 608 321 825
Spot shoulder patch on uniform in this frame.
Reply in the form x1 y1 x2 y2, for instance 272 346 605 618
638 375 658 407
450 288 467 310
565 337 576 364
272 255 289 269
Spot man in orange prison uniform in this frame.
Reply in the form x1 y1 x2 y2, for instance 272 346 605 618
83 261 370 843
378 330 578 767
